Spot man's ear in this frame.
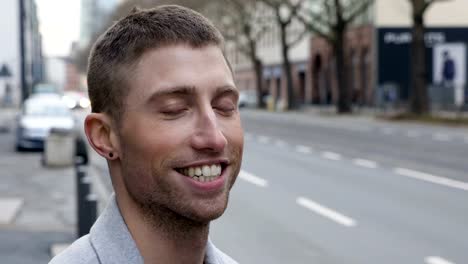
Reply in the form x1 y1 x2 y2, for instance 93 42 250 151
84 113 120 160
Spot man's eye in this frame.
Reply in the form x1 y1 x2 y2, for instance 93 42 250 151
160 108 188 117
214 104 236 115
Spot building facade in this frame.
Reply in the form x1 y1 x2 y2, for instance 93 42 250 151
375 0 468 109
230 0 468 109
79 0 119 49
0 0 43 106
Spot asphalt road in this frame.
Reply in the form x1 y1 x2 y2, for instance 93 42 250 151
83 109 468 264
0 112 75 264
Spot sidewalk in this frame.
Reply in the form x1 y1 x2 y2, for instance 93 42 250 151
0 107 17 133
247 104 468 129
299 104 468 119
0 126 76 263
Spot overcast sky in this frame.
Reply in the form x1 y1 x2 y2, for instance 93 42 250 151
36 0 81 57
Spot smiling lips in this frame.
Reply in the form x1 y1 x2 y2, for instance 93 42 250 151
177 164 223 182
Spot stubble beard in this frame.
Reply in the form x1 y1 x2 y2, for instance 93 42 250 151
125 165 236 241
123 145 242 241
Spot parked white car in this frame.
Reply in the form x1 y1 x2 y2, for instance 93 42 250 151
15 95 75 151
62 91 91 110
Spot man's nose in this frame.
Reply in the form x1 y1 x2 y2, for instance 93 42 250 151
190 109 227 153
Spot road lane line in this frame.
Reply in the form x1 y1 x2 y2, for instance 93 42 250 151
296 197 357 227
425 256 455 264
295 145 312 154
433 133 451 142
239 170 268 187
258 135 271 144
352 159 378 169
321 151 342 161
394 168 468 191
407 131 420 138
275 140 287 148
0 198 23 224
381 127 395 135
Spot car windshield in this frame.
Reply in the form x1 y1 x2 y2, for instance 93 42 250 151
33 84 57 94
24 103 70 116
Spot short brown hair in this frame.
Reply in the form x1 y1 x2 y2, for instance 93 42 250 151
87 5 225 125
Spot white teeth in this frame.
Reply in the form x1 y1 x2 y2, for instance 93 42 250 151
202 165 211 177
210 165 217 176
179 164 223 181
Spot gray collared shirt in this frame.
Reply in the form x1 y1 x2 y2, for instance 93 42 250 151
49 194 238 264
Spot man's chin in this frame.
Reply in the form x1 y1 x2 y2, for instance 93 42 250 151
185 203 227 223
194 210 225 223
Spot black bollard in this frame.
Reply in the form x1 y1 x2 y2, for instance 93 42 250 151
75 136 89 166
83 193 98 233
77 175 93 237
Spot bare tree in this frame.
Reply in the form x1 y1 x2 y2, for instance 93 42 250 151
408 0 449 115
297 0 372 113
261 0 307 110
74 0 213 73
213 0 272 108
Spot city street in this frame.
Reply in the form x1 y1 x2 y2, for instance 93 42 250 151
87 109 468 264
2 0 468 263
1 108 467 263
0 110 75 264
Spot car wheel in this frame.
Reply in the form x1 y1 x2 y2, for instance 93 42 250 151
16 144 24 152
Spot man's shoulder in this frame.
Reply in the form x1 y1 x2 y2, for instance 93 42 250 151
48 235 99 264
215 250 238 264
206 240 238 264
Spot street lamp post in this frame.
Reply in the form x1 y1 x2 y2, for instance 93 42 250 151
0 64 12 107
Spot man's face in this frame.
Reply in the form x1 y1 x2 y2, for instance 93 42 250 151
117 44 243 223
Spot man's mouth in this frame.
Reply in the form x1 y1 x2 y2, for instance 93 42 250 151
176 163 225 183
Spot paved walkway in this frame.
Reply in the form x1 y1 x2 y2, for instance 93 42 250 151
0 116 75 263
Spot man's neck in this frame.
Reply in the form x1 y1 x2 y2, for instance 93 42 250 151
117 193 210 264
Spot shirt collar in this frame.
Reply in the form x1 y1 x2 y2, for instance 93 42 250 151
88 193 234 264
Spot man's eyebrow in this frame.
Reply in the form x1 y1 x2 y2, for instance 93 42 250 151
146 84 239 103
146 85 196 103
215 85 239 98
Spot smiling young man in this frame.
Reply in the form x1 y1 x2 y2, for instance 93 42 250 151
49 5 243 264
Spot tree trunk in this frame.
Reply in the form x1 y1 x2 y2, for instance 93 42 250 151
410 1 429 114
280 23 296 110
254 58 265 108
334 26 351 113
248 39 265 108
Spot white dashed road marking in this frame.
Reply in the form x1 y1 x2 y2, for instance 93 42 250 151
352 159 378 169
296 197 357 227
275 140 287 148
381 127 395 135
239 170 268 187
258 135 271 144
0 198 24 224
432 133 451 142
407 131 420 138
394 168 468 191
425 256 456 264
295 145 312 154
321 151 342 161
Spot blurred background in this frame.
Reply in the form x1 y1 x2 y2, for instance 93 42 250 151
0 0 467 263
